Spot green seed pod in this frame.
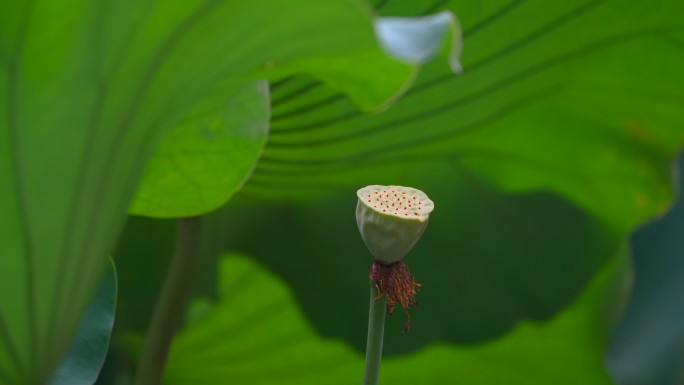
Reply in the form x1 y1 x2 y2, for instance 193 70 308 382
356 185 434 264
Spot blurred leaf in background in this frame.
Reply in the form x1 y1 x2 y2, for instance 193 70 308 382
162 250 628 385
607 155 684 385
203 170 620 354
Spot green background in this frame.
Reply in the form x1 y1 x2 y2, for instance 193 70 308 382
2 0 684 384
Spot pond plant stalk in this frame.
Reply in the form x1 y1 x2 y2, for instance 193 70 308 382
356 185 434 385
134 216 204 385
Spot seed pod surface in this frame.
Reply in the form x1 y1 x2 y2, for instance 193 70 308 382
356 185 434 264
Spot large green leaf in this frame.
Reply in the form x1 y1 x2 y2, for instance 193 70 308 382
163 250 628 385
0 1 419 383
126 10 461 218
48 258 117 385
249 0 684 233
129 80 270 218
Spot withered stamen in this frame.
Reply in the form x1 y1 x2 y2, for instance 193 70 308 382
369 260 421 334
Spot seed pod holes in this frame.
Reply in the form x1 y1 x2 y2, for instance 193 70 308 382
356 185 434 264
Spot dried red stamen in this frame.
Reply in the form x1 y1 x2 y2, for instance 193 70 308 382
369 260 421 334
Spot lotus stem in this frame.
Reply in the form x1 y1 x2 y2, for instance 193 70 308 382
133 216 203 385
363 281 386 385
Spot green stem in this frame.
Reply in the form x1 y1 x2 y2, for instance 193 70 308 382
133 216 204 385
363 281 387 385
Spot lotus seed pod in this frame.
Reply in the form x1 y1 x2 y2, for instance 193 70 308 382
356 185 434 264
